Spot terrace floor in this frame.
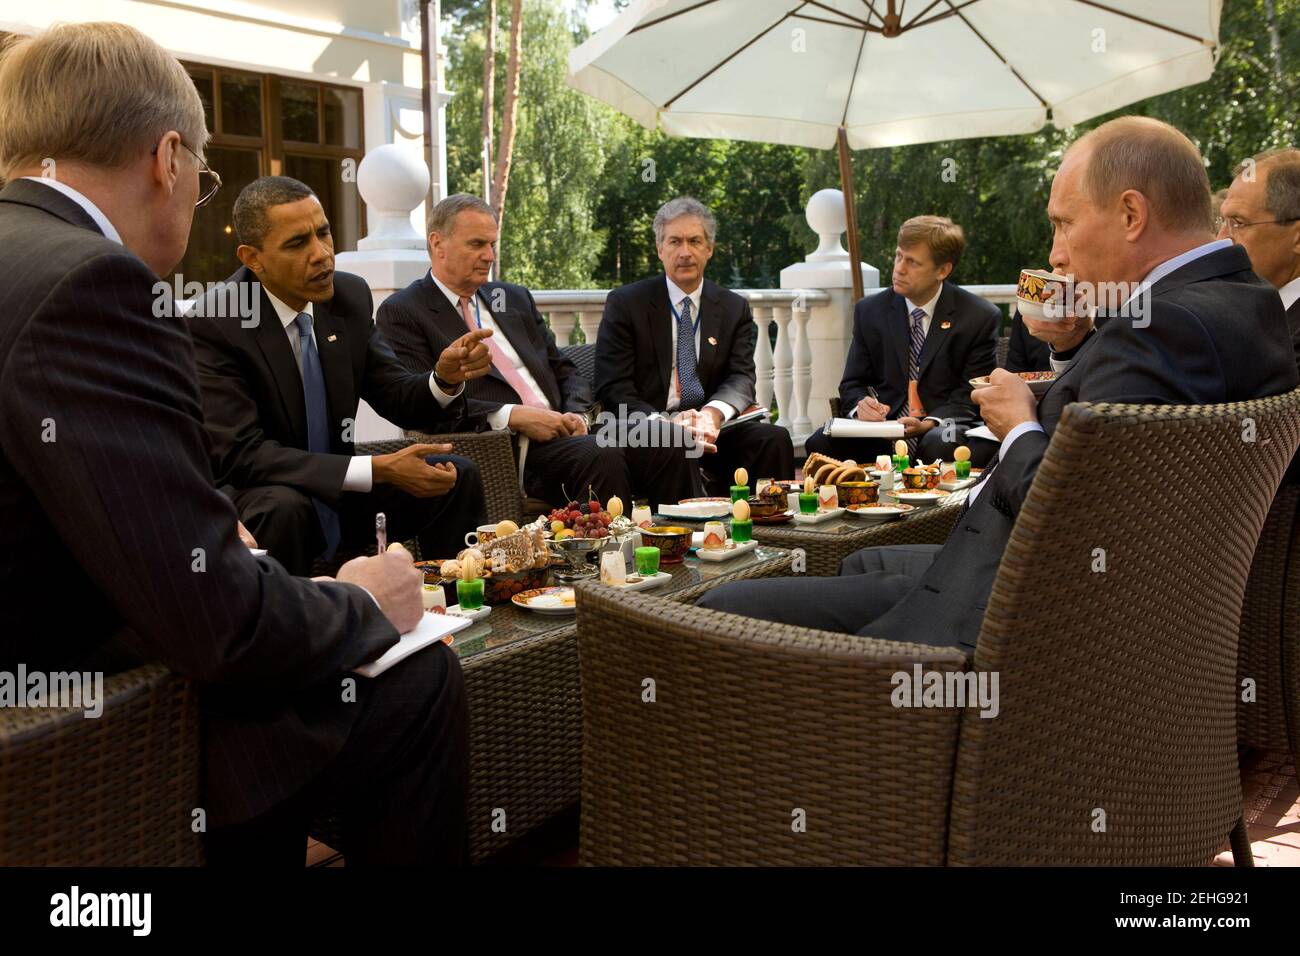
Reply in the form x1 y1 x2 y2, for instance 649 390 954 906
305 750 1298 867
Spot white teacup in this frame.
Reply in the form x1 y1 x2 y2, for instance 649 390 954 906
1016 268 1070 322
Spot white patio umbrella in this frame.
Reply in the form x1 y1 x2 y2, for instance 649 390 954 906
569 0 1222 296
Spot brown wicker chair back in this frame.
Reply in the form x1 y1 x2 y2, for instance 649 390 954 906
948 392 1300 865
0 662 202 865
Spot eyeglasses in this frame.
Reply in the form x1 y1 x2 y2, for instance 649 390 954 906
151 140 222 208
1216 215 1299 235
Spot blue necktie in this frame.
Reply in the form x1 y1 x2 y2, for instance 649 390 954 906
295 313 341 559
676 297 706 410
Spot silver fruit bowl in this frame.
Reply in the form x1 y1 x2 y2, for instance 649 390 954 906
546 535 613 582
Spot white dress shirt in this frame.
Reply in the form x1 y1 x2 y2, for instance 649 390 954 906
22 176 123 244
264 289 460 494
1279 274 1300 312
971 239 1231 505
663 276 736 422
428 270 552 432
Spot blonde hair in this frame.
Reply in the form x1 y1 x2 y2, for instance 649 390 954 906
897 215 965 269
1073 116 1211 234
0 22 207 178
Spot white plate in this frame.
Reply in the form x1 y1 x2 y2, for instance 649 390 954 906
792 506 846 525
892 491 945 506
970 372 1056 396
447 603 491 621
604 571 673 591
694 539 759 562
938 477 977 492
512 587 578 615
844 503 914 521
659 499 733 520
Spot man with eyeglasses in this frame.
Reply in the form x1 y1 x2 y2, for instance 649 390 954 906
0 22 472 867
1217 148 1300 368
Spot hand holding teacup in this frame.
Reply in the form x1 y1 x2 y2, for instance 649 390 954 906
1018 267 1093 353
971 368 1038 441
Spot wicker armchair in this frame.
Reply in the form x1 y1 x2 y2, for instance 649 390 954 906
0 662 202 865
575 390 1300 865
1236 484 1300 754
394 431 524 522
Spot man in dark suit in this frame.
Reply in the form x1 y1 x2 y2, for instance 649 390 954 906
0 22 467 865
1217 148 1300 367
596 197 795 493
378 193 699 509
190 177 491 575
1005 308 1052 373
700 116 1299 650
804 216 999 465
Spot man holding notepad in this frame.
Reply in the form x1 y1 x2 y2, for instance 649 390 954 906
804 216 1000 465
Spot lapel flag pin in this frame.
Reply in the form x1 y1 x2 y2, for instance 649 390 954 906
327 334 338 342
940 321 952 330
707 336 718 346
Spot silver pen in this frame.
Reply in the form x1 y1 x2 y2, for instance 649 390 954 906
375 512 387 554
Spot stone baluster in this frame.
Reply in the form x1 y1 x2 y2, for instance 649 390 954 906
790 296 813 442
752 304 775 416
771 304 793 431
578 311 603 345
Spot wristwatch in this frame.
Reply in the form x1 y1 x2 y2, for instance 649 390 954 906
433 370 458 393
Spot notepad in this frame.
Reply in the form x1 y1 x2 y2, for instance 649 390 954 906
822 418 905 439
352 612 473 678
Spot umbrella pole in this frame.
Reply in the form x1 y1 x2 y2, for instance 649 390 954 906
837 127 865 302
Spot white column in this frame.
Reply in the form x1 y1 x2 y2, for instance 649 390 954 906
336 144 434 443
790 300 813 442
753 305 775 415
779 189 880 435
771 305 793 431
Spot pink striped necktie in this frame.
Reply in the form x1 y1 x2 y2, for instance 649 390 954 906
459 295 548 409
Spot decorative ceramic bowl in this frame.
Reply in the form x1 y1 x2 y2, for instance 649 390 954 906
639 526 693 564
836 480 878 507
747 495 785 519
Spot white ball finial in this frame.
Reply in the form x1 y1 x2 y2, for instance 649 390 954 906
805 188 849 262
357 144 429 213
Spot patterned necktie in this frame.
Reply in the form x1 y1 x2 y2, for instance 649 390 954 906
458 296 548 408
676 296 706 410
295 313 341 559
906 307 927 454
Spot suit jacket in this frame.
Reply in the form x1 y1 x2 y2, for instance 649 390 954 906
377 273 591 423
0 178 401 825
1286 298 1300 371
596 274 756 416
866 244 1300 650
838 283 999 425
1005 308 1053 373
189 267 465 504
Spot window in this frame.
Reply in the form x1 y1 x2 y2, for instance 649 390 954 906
178 64 365 285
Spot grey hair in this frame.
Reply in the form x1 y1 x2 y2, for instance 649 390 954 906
232 176 316 247
427 192 496 236
1244 148 1300 222
653 196 716 246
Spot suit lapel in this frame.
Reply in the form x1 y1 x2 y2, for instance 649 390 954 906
916 283 954 379
891 294 911 383
694 280 723 396
476 285 560 406
651 278 673 401
311 298 355 448
251 283 308 446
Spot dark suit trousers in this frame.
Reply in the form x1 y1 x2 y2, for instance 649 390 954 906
234 454 486 573
524 425 702 510
701 420 795 495
696 543 942 634
804 424 997 467
204 640 469 866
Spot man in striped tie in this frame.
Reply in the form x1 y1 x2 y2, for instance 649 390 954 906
802 216 1000 466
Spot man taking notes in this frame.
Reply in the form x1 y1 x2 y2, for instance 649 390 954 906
0 23 468 865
